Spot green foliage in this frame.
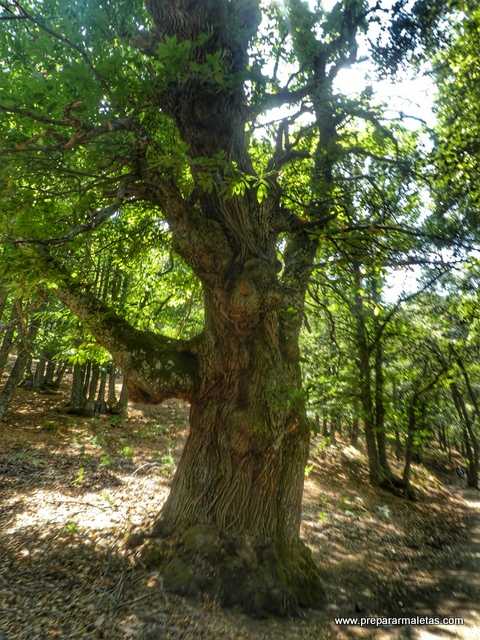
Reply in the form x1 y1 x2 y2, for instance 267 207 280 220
73 466 86 486
63 521 79 535
120 445 134 459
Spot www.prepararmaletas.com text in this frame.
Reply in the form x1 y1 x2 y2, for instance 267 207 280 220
335 616 464 627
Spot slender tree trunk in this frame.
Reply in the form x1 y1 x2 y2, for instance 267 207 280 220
0 290 8 324
451 383 479 489
88 364 100 401
96 368 108 415
96 259 106 297
80 362 100 417
350 416 359 447
21 355 34 388
119 274 130 307
330 411 337 445
107 364 117 408
53 362 67 388
101 256 112 301
0 315 40 419
437 424 446 451
374 338 392 476
394 426 402 461
412 401 426 463
352 263 381 484
33 356 47 390
111 270 121 302
68 363 87 414
114 372 128 416
402 400 417 499
322 415 328 437
0 310 17 375
83 361 92 396
455 358 480 488
464 434 479 488
0 355 27 418
337 413 343 437
44 360 56 387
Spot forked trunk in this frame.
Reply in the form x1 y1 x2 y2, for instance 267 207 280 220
135 300 323 615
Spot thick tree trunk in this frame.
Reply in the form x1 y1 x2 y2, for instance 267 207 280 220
28 0 359 616
41 0 326 610
132 297 324 616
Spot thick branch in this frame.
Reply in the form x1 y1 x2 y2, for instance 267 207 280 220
37 249 199 402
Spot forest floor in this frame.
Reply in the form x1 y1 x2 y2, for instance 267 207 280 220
0 386 479 640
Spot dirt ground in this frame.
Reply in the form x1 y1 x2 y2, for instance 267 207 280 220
1 385 479 639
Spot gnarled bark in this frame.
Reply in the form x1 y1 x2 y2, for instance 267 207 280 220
133 284 324 615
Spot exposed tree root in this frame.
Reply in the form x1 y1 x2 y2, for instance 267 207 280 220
128 524 325 617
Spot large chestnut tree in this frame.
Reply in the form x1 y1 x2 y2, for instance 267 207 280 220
0 0 440 615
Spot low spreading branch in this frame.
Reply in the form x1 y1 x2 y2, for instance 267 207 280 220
33 248 199 402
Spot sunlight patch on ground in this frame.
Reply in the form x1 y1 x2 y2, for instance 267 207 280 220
3 480 170 535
